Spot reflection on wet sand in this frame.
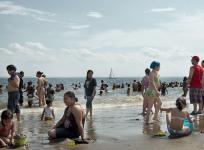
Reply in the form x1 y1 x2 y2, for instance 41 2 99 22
85 118 97 141
143 122 162 135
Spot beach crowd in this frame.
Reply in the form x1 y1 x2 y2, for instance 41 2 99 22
0 56 204 148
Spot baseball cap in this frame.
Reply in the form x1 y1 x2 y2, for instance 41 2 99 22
191 56 200 62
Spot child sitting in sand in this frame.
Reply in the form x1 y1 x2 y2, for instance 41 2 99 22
161 97 193 138
0 110 15 147
41 100 55 121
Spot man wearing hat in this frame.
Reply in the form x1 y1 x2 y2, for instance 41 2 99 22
6 65 21 121
187 56 203 115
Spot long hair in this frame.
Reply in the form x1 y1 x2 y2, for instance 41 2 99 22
1 110 13 126
86 70 93 81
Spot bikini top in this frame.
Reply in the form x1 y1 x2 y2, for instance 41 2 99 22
154 75 160 84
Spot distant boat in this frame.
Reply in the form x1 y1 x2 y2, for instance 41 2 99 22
109 68 116 79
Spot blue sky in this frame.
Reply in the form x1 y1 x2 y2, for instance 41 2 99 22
0 0 204 77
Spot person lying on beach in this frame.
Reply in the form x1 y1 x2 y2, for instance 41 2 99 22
0 110 15 147
48 91 86 141
41 100 55 121
161 97 193 138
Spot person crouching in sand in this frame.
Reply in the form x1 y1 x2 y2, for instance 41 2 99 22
145 61 162 123
0 110 15 148
41 100 55 121
161 97 193 138
48 91 85 140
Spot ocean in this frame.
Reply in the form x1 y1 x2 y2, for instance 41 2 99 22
0 77 183 109
0 77 195 149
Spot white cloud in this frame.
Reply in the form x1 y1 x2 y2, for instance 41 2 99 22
78 12 204 56
148 7 175 13
24 42 48 50
1 42 56 62
0 48 14 55
86 11 103 18
0 1 56 22
2 11 204 77
68 24 90 30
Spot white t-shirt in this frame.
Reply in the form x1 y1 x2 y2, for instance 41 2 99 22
44 106 54 118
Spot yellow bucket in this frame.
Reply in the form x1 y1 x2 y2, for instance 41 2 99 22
67 139 76 148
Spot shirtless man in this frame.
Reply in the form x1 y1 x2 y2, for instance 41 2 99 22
36 71 46 107
6 65 20 121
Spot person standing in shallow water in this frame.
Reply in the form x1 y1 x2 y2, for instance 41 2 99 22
182 77 188 97
6 65 21 121
18 71 24 106
84 70 97 117
36 71 46 107
145 61 162 123
201 60 204 110
187 56 203 115
141 68 150 115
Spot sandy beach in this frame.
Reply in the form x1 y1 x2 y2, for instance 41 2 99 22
1 94 204 150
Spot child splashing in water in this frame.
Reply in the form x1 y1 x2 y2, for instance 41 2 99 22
0 110 15 148
145 61 162 123
161 97 193 138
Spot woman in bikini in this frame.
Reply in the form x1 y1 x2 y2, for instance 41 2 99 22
145 61 162 124
161 97 193 137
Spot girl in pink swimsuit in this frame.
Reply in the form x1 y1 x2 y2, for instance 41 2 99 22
0 110 15 147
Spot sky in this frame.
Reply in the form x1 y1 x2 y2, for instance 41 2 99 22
0 0 204 77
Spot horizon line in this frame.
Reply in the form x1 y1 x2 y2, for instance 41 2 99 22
0 76 184 78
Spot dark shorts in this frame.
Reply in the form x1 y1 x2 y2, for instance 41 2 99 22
19 90 23 104
189 88 203 104
56 124 79 139
86 96 93 108
8 91 20 114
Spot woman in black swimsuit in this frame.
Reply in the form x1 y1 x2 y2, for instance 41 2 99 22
48 91 85 140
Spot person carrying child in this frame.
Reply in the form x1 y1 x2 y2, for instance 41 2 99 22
24 81 35 107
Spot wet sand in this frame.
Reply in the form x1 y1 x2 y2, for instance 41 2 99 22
1 98 204 150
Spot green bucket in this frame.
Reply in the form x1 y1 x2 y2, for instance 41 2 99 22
14 134 27 147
